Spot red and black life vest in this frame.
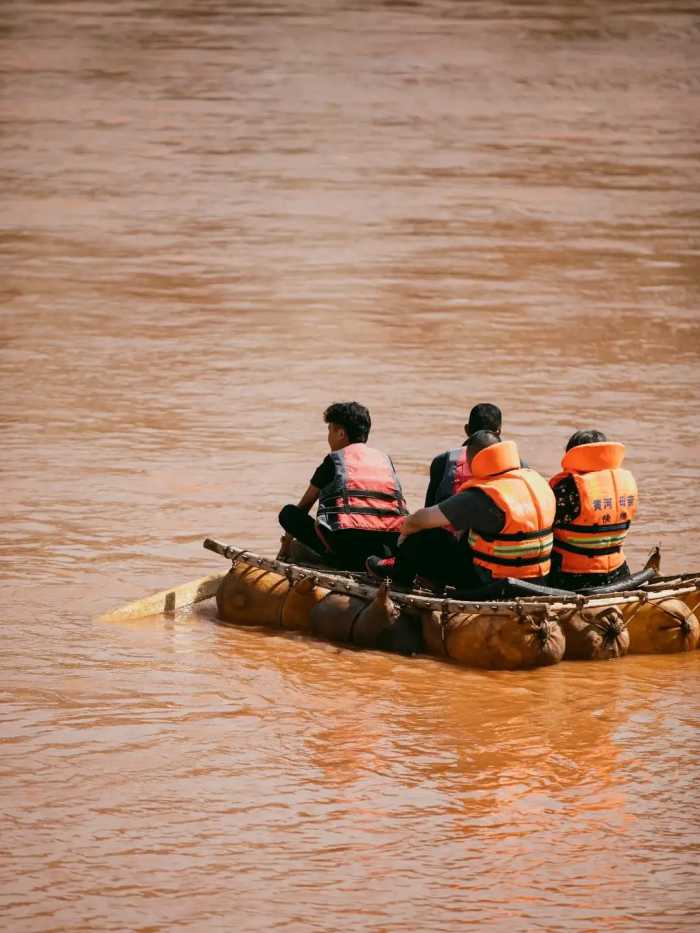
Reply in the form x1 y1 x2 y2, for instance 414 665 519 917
316 444 408 533
549 442 638 575
458 441 556 579
434 446 472 502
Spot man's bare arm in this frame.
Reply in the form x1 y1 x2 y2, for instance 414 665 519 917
297 484 320 513
398 504 449 544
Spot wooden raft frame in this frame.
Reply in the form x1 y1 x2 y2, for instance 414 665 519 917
204 538 700 618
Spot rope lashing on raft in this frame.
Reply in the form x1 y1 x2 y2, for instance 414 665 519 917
440 599 450 653
651 600 694 635
598 589 697 640
559 604 628 645
227 547 250 569
587 607 625 645
513 600 557 647
538 606 560 647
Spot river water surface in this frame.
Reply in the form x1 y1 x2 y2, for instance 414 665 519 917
2 1 700 930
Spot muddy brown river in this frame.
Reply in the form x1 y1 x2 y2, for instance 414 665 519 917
2 1 700 930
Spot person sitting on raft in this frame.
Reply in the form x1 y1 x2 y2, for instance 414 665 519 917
548 429 638 591
367 430 555 590
425 402 503 507
278 401 408 572
425 402 529 508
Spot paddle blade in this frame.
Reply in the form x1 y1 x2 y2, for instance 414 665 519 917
97 573 224 623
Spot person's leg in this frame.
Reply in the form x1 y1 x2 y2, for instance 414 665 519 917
391 529 475 587
278 505 330 557
331 530 399 572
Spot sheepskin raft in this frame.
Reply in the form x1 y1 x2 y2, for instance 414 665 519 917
204 539 700 671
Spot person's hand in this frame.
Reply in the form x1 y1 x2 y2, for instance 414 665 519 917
397 515 413 546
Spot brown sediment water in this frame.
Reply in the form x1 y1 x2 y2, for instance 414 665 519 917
1 1 699 929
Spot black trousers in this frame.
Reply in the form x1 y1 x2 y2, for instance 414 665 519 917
279 505 399 572
391 528 483 588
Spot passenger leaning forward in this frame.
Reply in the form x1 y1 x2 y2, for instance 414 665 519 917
549 429 638 591
278 401 408 572
367 430 555 590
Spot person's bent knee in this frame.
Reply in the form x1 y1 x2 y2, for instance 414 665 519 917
278 504 298 530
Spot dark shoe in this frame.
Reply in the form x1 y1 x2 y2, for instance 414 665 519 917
365 555 396 581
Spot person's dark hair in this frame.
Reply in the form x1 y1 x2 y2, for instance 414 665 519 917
565 429 607 452
466 403 502 436
323 401 371 443
467 429 501 461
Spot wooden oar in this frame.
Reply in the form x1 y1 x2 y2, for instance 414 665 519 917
97 573 224 623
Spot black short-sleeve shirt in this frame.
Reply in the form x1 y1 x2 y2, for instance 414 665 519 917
438 488 506 535
425 451 450 507
310 455 335 490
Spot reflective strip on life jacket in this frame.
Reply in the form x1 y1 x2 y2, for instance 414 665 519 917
553 518 631 565
316 443 408 533
468 527 554 567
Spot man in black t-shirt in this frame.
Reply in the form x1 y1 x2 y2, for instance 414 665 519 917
424 403 502 507
425 403 529 510
278 402 406 571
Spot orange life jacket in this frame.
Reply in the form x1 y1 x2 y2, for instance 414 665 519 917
549 442 638 574
457 441 556 579
316 443 408 533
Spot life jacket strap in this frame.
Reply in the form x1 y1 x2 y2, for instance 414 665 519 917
470 549 551 567
479 526 554 543
557 520 630 533
320 505 408 517
555 540 622 557
323 489 402 503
